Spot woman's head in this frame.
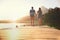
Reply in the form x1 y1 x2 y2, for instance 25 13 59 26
39 8 41 10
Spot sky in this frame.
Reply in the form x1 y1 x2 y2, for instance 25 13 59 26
0 0 60 20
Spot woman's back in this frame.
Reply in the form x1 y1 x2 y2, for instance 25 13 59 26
37 8 42 18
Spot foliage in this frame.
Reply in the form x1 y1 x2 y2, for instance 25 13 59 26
43 7 60 30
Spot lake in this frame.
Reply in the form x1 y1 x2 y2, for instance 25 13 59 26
0 23 25 29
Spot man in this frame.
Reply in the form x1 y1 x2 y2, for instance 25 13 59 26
30 7 36 26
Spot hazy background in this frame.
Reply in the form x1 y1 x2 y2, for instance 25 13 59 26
0 0 60 20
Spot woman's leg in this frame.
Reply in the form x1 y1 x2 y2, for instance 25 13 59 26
38 18 42 25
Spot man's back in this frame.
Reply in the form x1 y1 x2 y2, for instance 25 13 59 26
30 9 35 15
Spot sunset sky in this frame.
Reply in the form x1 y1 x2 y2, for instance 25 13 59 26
0 0 60 20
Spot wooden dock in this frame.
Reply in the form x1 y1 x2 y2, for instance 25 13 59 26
0 25 60 40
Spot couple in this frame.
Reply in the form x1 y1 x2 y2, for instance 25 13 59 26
30 7 42 26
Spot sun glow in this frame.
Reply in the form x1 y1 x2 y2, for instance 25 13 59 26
0 0 59 21
9 29 19 40
0 10 28 21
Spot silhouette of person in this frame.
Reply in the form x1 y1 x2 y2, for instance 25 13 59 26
37 8 42 25
30 7 36 26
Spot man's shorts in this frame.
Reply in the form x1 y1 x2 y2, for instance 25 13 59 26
30 14 34 17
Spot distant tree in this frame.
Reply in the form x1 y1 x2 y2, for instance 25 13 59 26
43 7 60 30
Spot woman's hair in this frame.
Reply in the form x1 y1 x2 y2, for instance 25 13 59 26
39 8 41 10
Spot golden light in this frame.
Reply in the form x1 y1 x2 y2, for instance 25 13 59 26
8 28 19 40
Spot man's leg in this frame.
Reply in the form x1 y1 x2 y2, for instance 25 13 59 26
31 17 33 25
30 17 34 26
31 16 35 26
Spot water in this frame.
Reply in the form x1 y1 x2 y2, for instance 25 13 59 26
0 23 25 29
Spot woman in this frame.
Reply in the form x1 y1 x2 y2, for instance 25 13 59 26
37 8 42 25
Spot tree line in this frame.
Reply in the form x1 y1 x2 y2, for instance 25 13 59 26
43 7 60 30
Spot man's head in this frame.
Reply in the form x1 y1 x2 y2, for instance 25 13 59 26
31 7 33 9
